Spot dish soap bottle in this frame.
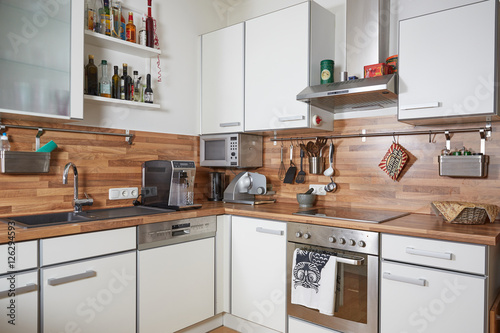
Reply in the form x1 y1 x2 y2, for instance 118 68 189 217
0 133 11 152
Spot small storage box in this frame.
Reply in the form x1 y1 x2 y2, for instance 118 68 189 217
438 155 488 178
1 151 50 173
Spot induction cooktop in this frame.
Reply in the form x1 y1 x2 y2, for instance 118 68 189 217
293 207 410 223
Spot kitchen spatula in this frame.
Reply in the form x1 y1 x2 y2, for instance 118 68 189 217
295 148 306 183
283 144 297 184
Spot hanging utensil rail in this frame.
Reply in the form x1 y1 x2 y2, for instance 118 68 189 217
271 125 492 143
0 123 134 145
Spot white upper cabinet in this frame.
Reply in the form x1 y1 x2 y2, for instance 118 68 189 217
398 0 498 124
0 0 83 121
201 23 245 134
244 2 334 132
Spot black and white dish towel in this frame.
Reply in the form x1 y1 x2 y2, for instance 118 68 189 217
291 248 338 316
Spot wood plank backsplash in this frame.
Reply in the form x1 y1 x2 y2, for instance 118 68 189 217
0 115 498 218
0 119 210 217
255 116 500 215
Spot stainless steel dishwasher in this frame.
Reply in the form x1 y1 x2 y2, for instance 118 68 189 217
137 216 216 333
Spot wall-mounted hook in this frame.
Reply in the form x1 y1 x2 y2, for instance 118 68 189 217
36 128 44 150
480 129 486 154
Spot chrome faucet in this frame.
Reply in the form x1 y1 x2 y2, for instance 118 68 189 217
63 162 93 213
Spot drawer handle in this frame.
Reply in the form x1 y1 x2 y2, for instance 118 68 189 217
0 283 37 299
406 247 452 260
256 227 284 236
48 270 97 286
383 272 426 286
219 122 241 127
278 115 305 122
400 102 440 111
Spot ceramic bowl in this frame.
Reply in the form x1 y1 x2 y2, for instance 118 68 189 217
296 193 316 208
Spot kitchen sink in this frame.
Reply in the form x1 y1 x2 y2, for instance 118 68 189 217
0 206 174 228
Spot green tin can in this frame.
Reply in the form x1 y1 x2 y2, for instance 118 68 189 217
320 59 334 84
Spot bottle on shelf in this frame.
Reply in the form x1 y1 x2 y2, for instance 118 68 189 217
112 65 120 99
85 55 98 96
0 133 11 152
111 0 122 38
103 0 111 36
120 12 126 40
131 71 140 101
144 74 153 103
100 60 111 98
126 11 136 43
85 0 96 31
134 72 142 102
138 17 147 46
96 0 105 34
121 63 132 100
146 0 154 48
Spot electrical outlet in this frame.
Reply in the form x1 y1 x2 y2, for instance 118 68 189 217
109 187 139 200
141 186 157 198
309 184 327 195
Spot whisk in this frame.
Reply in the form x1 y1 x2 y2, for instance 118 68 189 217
278 144 286 181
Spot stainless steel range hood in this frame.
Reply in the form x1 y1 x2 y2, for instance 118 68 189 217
297 74 397 113
297 0 396 113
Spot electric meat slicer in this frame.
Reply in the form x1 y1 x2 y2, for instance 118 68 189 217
223 172 275 205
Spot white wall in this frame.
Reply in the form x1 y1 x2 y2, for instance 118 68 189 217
78 0 226 136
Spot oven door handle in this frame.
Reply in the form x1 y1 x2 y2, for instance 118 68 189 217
336 256 364 266
383 272 426 286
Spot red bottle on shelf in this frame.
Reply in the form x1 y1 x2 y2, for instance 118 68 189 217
146 0 154 48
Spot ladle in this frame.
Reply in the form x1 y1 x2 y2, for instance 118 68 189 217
323 142 334 177
325 176 337 193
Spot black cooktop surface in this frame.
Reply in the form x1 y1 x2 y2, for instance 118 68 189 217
293 207 410 223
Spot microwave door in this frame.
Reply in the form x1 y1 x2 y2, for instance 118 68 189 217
201 138 230 167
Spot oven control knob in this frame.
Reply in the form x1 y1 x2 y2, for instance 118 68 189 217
349 239 356 246
295 232 302 238
359 241 366 248
328 236 336 243
339 238 346 245
304 233 311 239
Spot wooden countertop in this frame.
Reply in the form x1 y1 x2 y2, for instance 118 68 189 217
1 202 500 246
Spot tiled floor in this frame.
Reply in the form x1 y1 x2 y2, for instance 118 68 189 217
209 327 239 333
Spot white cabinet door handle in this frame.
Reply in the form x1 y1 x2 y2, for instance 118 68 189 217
256 227 284 236
278 115 305 122
0 283 37 299
383 272 426 286
406 247 453 260
219 122 241 127
400 102 440 110
48 270 97 286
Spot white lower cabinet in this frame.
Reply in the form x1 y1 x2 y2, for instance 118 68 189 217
380 234 487 333
0 270 38 333
138 237 215 333
288 316 341 333
231 216 287 332
41 251 136 333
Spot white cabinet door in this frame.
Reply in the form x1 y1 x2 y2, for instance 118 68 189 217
288 316 341 333
380 260 486 333
42 251 136 333
0 240 38 275
201 23 245 134
244 3 310 131
398 1 497 124
0 270 38 333
0 0 83 120
231 216 287 332
138 237 215 333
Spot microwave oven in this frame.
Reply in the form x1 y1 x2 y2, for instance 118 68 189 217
200 133 263 168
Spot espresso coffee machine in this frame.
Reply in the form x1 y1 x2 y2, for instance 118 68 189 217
141 160 202 210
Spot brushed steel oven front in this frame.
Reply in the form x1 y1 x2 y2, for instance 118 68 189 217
287 222 379 333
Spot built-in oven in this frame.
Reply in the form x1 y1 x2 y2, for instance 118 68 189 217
287 222 379 333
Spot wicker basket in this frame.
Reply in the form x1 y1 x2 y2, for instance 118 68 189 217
450 207 488 225
431 201 498 225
